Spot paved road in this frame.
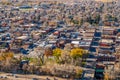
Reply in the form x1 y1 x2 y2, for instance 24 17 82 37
0 73 66 80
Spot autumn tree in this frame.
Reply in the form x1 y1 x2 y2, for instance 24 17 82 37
0 52 17 72
70 48 84 59
0 52 14 61
104 73 109 80
75 68 83 78
70 48 86 65
53 48 62 62
44 47 53 58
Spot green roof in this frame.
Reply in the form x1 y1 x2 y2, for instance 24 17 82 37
95 69 104 72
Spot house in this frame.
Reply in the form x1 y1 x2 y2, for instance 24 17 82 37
79 40 91 49
97 54 116 62
94 63 105 80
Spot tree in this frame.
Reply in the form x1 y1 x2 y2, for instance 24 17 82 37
0 52 14 61
34 47 45 65
44 47 53 58
70 48 86 65
61 50 71 64
75 69 83 78
0 52 17 72
104 73 109 80
70 48 84 59
53 48 62 62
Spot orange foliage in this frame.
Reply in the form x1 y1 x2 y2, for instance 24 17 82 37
0 52 14 61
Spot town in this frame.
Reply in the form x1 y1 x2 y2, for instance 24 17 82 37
0 0 120 80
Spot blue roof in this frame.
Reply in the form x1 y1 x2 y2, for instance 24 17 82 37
88 54 96 58
19 6 32 9
71 34 77 38
94 32 101 37
93 38 100 42
0 42 9 48
89 47 96 52
22 50 29 54
5 43 9 48
51 45 56 49
2 37 5 41
117 29 120 32
20 48 29 54
91 42 99 46
6 34 10 37
20 60 29 68
28 44 37 49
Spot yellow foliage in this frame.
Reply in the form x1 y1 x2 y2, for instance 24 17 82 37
70 48 85 59
5 52 14 58
104 73 109 80
75 69 83 78
0 52 14 61
53 48 62 57
0 56 4 61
